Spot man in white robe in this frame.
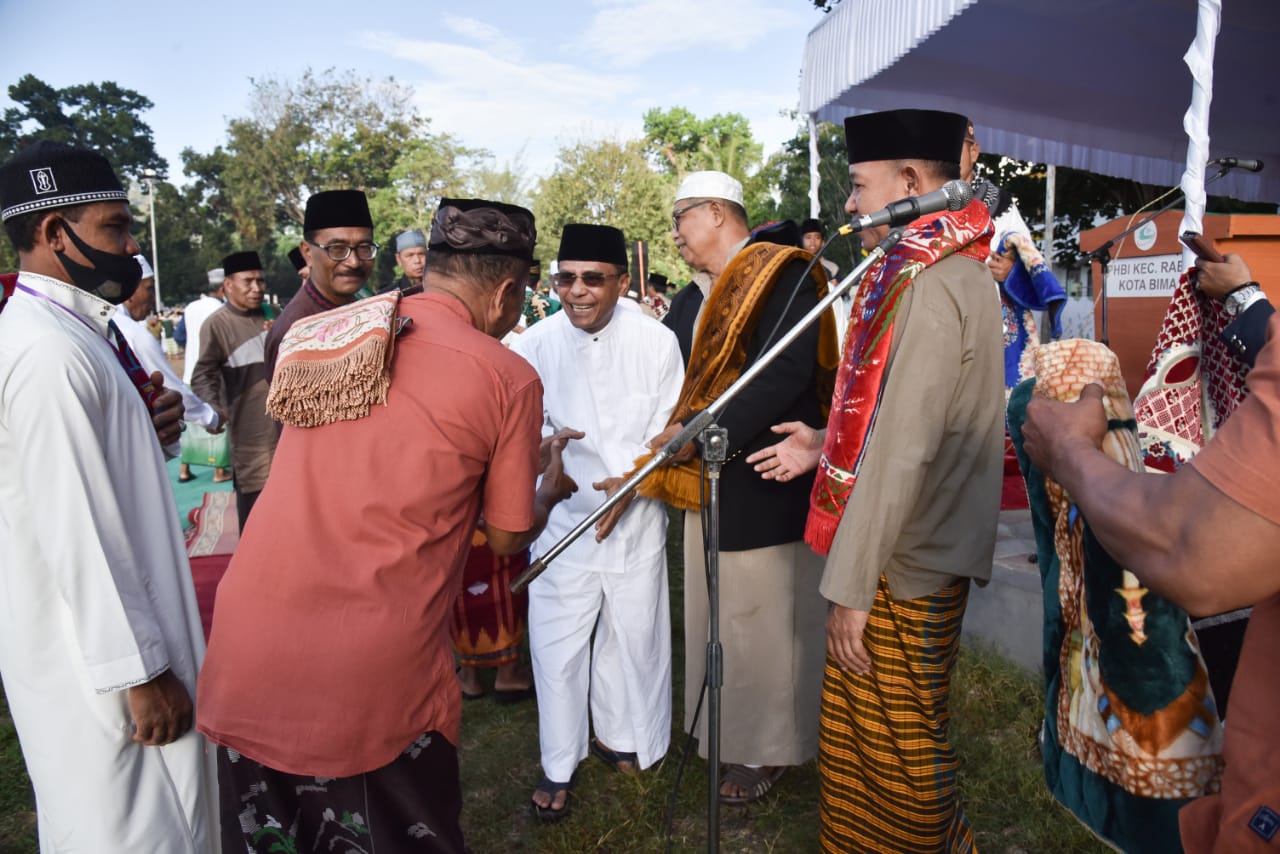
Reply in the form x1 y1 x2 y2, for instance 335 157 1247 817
114 255 223 437
513 223 683 821
0 141 217 853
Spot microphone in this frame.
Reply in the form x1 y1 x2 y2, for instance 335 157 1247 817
1213 157 1264 172
847 179 973 232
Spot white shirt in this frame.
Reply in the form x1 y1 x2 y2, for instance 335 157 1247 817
511 307 684 573
181 294 223 385
113 305 220 431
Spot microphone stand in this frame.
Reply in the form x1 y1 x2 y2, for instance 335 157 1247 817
1087 163 1233 344
511 226 906 853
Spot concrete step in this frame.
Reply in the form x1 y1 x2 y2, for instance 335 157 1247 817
961 509 1046 673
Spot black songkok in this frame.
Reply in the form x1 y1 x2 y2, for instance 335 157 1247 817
647 272 669 291
428 198 536 261
557 223 627 267
0 140 128 222
799 218 824 236
287 247 306 271
304 189 373 232
222 251 263 275
843 109 968 166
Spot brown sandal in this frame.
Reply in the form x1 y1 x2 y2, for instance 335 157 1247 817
718 764 785 804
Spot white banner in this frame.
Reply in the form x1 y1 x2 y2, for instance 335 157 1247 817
1104 254 1185 299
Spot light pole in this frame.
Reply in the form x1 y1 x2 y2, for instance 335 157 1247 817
141 168 162 312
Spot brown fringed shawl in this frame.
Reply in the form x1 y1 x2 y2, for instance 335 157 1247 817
266 291 400 427
637 242 839 510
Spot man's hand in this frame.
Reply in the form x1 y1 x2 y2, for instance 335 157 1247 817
1196 253 1255 302
592 476 636 542
539 436 579 505
647 423 696 464
149 372 185 446
539 427 585 474
987 249 1015 284
827 605 872 674
1022 383 1108 480
745 422 824 481
127 669 192 746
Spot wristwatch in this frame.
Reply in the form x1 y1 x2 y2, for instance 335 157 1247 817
1223 283 1262 317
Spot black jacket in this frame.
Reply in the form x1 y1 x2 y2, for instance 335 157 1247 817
663 256 825 551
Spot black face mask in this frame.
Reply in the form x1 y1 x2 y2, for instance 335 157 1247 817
54 219 142 304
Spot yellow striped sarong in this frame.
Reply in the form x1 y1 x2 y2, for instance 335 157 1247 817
819 575 976 853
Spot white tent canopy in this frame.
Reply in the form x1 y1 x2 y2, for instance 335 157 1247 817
800 0 1280 205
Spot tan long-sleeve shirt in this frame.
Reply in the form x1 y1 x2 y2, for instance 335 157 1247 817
821 253 1005 610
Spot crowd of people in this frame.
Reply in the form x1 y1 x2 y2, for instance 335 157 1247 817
0 104 1275 854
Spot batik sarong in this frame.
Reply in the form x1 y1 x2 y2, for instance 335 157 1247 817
451 530 529 668
1007 339 1224 854
819 575 975 854
217 732 466 854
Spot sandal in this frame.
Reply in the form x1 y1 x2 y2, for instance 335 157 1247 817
531 774 572 822
590 737 638 774
177 472 197 483
718 764 785 805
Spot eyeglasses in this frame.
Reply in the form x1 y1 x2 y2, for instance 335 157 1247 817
671 200 713 231
552 271 620 288
306 239 379 262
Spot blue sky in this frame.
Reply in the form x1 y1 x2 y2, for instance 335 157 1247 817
1 0 827 185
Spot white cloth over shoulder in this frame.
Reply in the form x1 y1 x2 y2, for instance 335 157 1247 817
113 305 221 431
181 294 223 385
0 272 217 853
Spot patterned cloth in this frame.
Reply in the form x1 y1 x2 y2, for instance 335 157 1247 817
1007 339 1224 854
217 732 466 854
806 199 992 553
1134 272 1249 473
451 531 529 668
267 291 400 427
818 576 975 854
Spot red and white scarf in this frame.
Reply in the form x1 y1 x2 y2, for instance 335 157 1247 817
806 200 992 554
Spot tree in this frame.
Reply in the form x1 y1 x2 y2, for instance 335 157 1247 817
133 179 238 307
184 68 425 246
642 107 763 185
0 74 167 181
533 139 683 280
750 118 862 269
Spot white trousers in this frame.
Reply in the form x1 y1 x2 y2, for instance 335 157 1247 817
528 554 671 782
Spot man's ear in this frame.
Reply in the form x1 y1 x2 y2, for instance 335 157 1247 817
39 213 65 252
616 272 631 298
900 162 923 197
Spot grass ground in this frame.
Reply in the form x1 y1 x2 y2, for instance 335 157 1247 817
0 511 1108 853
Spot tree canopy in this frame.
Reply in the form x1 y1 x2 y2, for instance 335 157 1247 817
533 139 683 280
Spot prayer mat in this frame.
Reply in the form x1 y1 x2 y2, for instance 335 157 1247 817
1007 339 1224 854
184 490 238 642
451 531 528 668
267 291 400 427
1133 272 1248 473
818 576 975 854
217 732 466 854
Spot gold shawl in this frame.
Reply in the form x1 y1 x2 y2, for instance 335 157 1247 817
637 242 839 510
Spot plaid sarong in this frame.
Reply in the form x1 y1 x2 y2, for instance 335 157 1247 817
818 575 975 854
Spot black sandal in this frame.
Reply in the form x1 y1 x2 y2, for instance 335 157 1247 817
531 775 573 822
590 737 638 774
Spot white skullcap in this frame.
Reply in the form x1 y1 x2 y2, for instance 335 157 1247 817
133 254 154 279
207 268 225 286
675 171 744 206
